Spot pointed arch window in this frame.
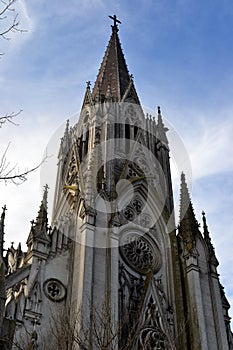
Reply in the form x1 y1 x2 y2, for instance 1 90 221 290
125 123 130 139
114 123 120 139
125 119 130 153
78 123 90 159
83 127 89 157
78 135 83 161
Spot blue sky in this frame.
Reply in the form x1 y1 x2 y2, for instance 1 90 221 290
1 0 233 316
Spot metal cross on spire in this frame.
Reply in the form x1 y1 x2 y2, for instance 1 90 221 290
109 14 121 28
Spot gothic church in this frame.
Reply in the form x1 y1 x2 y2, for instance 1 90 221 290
0 16 232 350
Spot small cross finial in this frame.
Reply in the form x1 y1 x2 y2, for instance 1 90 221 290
86 81 91 88
109 15 121 29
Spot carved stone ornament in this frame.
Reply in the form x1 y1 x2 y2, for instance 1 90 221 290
123 206 135 221
43 279 66 302
132 199 143 214
120 233 162 274
140 214 151 228
138 326 166 349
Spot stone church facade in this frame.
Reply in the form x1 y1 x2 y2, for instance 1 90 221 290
0 17 232 349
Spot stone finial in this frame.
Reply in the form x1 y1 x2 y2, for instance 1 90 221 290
43 184 49 206
1 205 7 221
64 119 69 136
106 82 112 101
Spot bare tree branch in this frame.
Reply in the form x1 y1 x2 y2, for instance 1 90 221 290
0 0 15 17
0 144 48 185
0 1 36 186
0 0 26 41
0 110 21 127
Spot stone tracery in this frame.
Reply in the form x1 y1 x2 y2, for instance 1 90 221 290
120 233 161 274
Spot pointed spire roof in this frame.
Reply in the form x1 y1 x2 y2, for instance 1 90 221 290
178 173 199 254
91 16 140 105
179 173 197 224
0 205 7 258
27 185 50 245
202 211 218 265
82 81 93 108
202 211 211 244
156 106 169 145
35 185 48 232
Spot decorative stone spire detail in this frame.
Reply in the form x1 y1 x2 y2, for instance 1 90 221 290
156 106 169 145
178 173 199 255
106 82 112 101
202 211 218 265
0 206 6 320
27 185 50 247
34 185 48 233
28 330 38 350
0 205 6 259
64 119 69 139
82 81 93 107
202 211 212 246
91 16 140 104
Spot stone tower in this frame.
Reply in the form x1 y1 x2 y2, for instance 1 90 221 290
3 17 233 350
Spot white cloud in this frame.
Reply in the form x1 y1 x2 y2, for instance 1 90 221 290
25 0 105 22
189 117 233 180
165 106 233 183
3 0 35 52
18 0 34 31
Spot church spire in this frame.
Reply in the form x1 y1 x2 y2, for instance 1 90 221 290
82 81 93 108
0 205 6 259
178 173 199 255
34 184 48 233
27 185 50 247
202 211 218 265
91 16 140 104
26 185 50 261
156 106 169 145
179 173 197 224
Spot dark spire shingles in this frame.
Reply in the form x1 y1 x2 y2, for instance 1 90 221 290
92 25 140 104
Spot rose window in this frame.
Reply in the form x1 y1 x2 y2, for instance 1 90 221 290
120 234 161 274
43 279 66 302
